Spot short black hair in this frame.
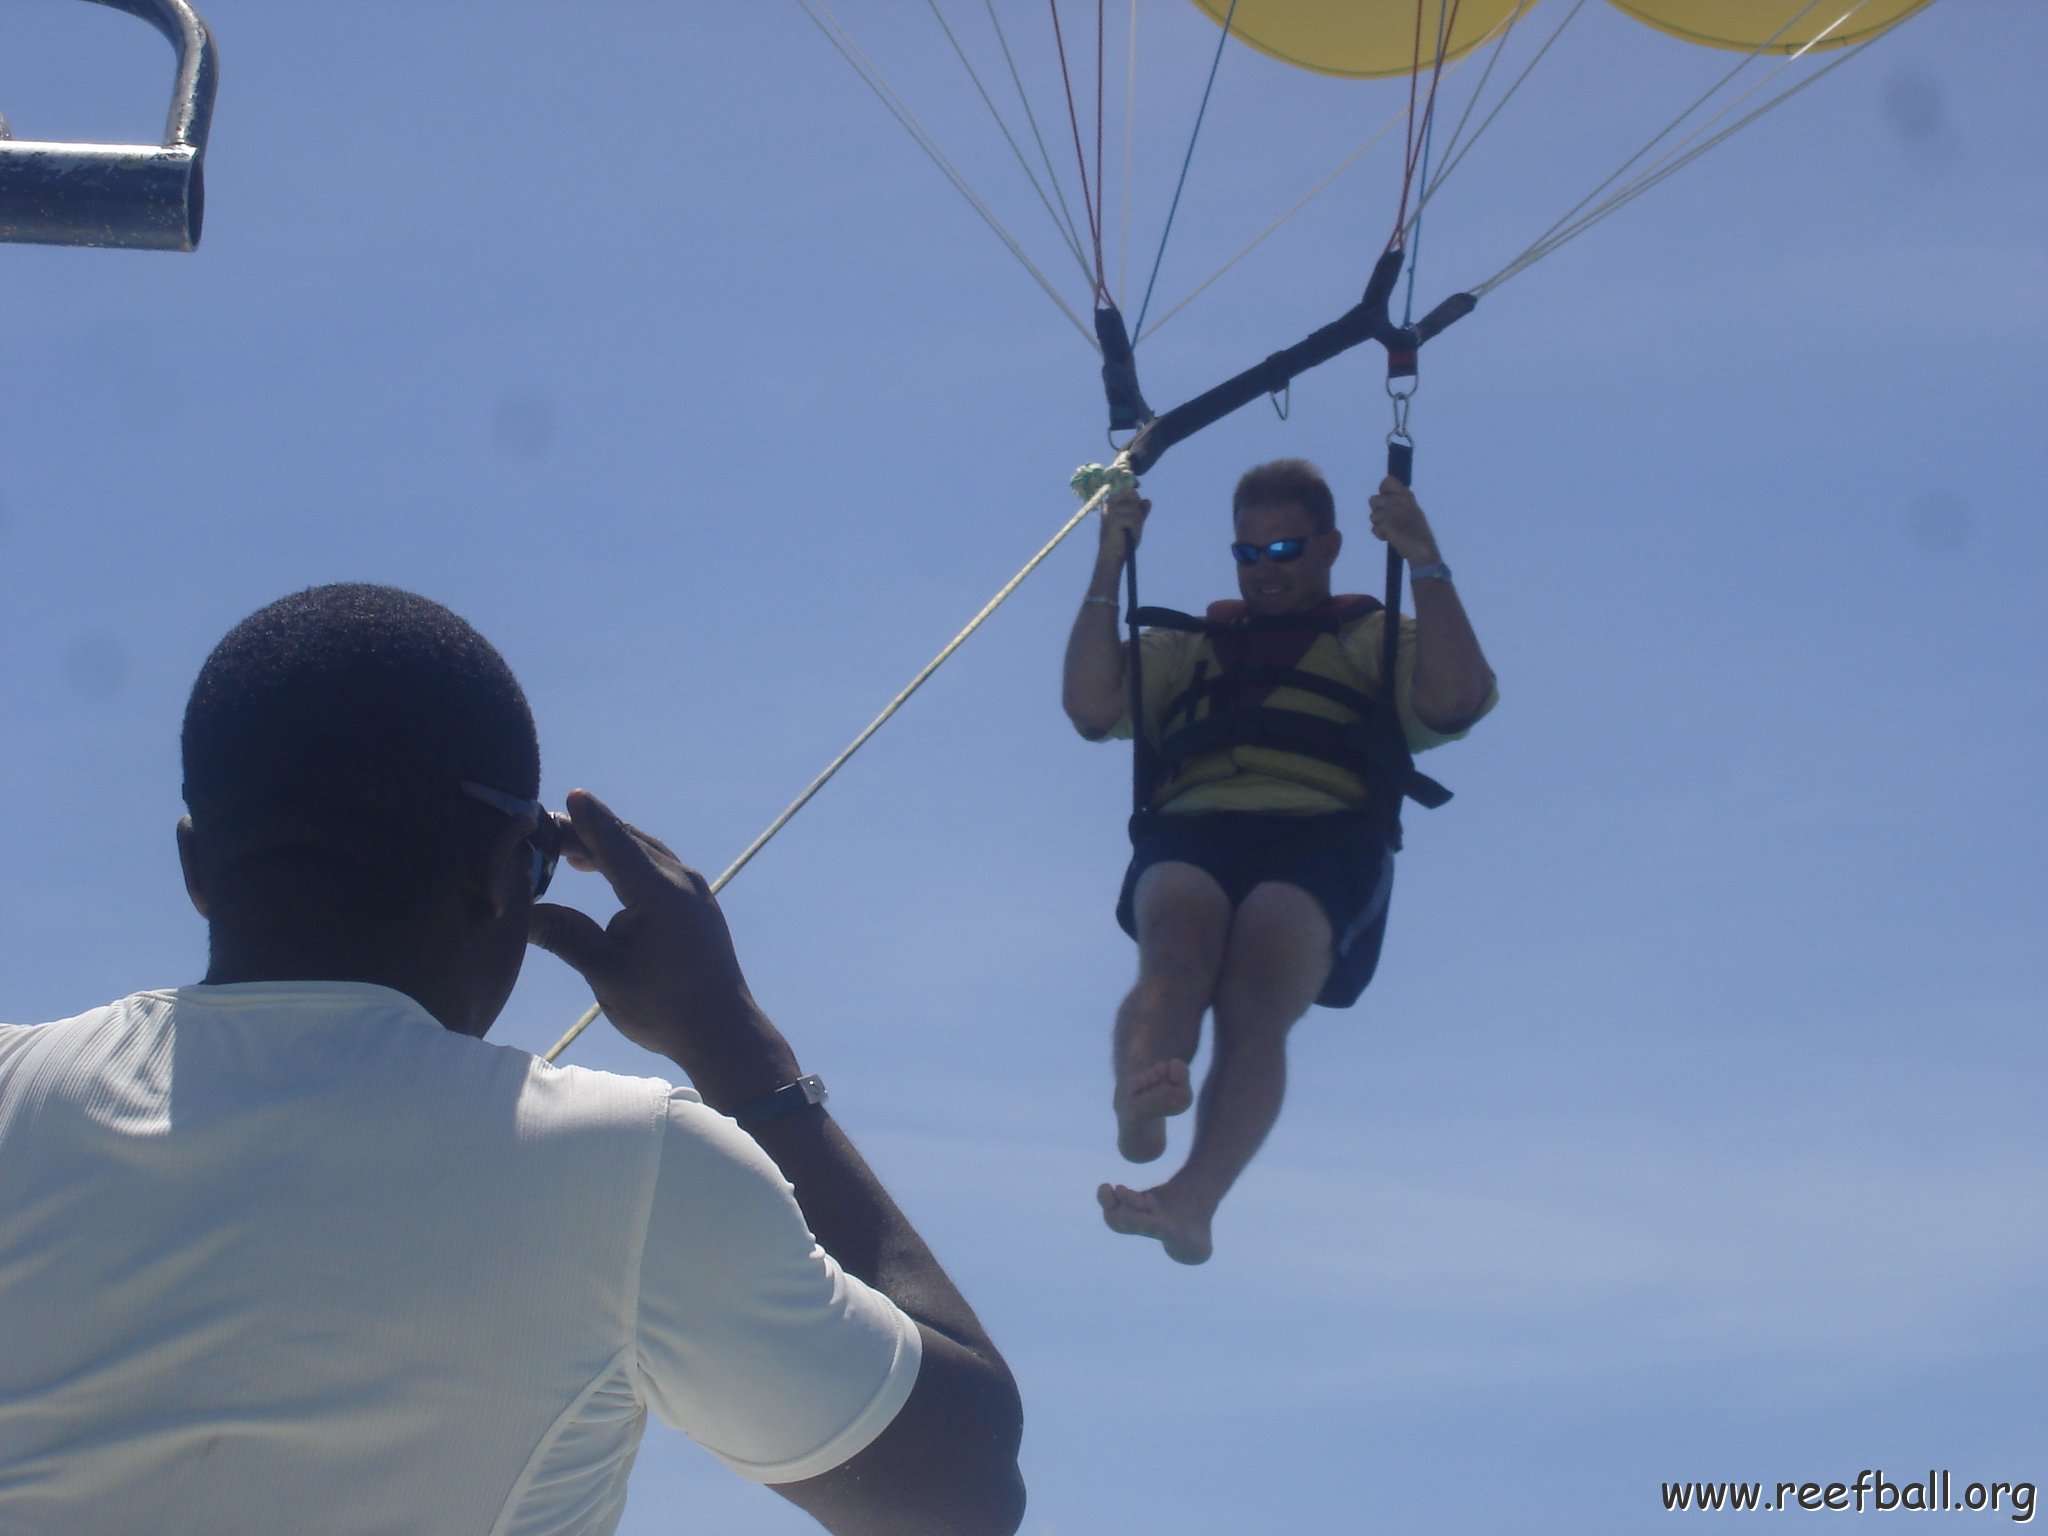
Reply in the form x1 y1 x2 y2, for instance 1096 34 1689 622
182 584 538 915
1232 459 1336 535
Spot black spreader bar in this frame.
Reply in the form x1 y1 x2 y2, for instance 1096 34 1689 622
1122 247 1473 476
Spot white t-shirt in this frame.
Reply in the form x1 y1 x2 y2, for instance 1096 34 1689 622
0 982 921 1536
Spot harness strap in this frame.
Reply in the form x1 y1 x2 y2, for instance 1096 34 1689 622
1159 659 1212 734
1122 529 1150 822
1095 306 1153 434
1129 602 1375 634
1162 664 1379 728
1158 706 1366 774
1133 602 1452 824
1128 605 1213 633
1155 706 1449 812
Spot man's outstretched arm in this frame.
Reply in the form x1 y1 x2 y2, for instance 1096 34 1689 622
530 791 1024 1536
1062 487 1151 739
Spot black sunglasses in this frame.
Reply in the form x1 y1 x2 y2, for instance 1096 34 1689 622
1230 536 1313 566
459 780 562 899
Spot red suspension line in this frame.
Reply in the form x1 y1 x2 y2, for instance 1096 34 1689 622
1390 0 1462 249
1049 0 1110 305
1095 0 1107 304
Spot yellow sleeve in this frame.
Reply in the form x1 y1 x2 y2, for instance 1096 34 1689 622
1344 612 1499 755
1105 627 1197 745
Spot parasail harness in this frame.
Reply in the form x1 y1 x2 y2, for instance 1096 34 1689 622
1123 596 1451 853
1095 243 1471 857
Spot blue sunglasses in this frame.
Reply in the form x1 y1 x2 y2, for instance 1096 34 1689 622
1230 537 1312 566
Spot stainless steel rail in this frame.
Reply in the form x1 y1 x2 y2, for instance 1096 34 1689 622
0 0 218 251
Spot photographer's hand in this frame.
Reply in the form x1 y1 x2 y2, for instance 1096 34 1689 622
527 788 798 1109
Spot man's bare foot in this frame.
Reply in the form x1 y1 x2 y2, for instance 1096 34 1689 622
1097 1181 1213 1265
1113 1059 1193 1163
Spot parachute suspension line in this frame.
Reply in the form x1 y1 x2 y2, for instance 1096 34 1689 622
1389 0 1463 253
984 0 1093 277
795 0 1097 347
1488 0 1837 274
1130 0 1236 339
1412 1 1527 212
1048 0 1110 305
1138 0 1510 345
1119 0 1138 307
543 461 1134 1065
1390 8 1429 248
1136 100 1415 347
1131 0 1240 340
1471 0 1898 295
1475 37 1880 295
1095 0 1108 301
924 0 1094 286
1400 0 1459 326
1411 0 1583 228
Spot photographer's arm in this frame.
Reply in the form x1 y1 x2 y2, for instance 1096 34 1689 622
529 790 1023 1536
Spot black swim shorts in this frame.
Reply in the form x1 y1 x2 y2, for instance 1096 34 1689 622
1114 810 1394 1008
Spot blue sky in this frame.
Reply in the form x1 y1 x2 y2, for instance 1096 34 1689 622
3 2 2042 1531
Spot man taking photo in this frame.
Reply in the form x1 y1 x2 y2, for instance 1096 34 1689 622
0 583 1024 1536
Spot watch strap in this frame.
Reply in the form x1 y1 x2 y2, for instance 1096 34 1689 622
733 1074 828 1129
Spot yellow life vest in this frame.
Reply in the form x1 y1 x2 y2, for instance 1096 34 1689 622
1148 595 1386 810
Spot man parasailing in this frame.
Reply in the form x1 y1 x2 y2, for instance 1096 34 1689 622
1062 459 1496 1264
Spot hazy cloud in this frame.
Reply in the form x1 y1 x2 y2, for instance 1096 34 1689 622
1881 66 1959 176
491 390 559 460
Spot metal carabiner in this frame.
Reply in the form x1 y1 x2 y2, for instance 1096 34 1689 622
0 0 219 251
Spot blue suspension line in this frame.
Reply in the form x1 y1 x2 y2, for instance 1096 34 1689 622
1132 0 1240 339
1402 0 1455 327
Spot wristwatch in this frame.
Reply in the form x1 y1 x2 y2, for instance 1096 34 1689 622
734 1073 829 1129
1410 560 1453 583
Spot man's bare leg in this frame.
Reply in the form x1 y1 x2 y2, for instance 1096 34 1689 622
1111 861 1229 1162
1101 881 1331 1262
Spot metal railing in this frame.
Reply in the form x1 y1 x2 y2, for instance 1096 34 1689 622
0 0 218 251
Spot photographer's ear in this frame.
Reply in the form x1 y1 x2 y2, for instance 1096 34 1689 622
466 815 536 922
176 817 209 919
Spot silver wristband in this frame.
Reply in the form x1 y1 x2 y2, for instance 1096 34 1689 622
1410 560 1453 583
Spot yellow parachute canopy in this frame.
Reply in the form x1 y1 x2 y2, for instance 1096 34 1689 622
1603 0 1936 54
1186 0 1536 81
